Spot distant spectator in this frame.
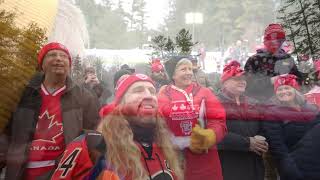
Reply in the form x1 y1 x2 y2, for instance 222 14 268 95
82 67 112 106
305 60 320 108
217 61 267 180
51 74 183 180
245 23 302 102
120 64 135 74
191 57 213 91
158 56 226 180
263 74 320 180
150 58 169 92
198 42 206 70
113 69 132 88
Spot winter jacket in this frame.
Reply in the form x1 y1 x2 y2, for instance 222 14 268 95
158 83 226 180
263 102 320 180
5 72 100 180
244 49 302 101
305 85 320 108
217 91 265 180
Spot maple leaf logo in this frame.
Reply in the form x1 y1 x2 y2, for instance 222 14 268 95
172 104 178 111
34 110 63 143
180 104 186 110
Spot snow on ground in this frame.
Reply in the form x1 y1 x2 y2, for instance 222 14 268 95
85 49 227 73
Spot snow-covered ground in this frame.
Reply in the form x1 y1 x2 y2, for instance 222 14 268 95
85 49 226 73
85 49 152 67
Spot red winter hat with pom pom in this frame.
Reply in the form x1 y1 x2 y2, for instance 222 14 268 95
274 74 300 92
264 23 286 41
221 60 245 83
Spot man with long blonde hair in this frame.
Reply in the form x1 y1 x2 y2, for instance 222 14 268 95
52 74 182 180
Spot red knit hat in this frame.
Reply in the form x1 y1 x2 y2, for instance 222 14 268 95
114 73 154 104
274 74 300 92
151 62 164 73
37 42 72 69
264 24 286 41
221 60 245 83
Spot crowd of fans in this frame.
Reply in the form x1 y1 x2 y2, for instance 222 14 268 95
0 23 320 180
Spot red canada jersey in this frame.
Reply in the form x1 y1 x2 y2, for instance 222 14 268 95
52 131 176 180
51 133 94 180
25 84 66 178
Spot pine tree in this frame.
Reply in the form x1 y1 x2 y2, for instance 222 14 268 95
151 35 167 58
278 0 320 58
151 35 177 59
309 0 320 58
175 29 195 55
0 9 46 132
150 29 194 59
75 0 130 49
164 37 176 56
130 0 147 48
162 0 276 50
278 0 299 54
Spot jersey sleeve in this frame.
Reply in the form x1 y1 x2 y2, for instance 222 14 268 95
157 85 171 122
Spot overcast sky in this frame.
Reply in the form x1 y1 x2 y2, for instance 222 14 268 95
144 0 169 29
101 0 169 30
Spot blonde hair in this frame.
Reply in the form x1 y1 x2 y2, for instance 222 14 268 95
100 106 183 180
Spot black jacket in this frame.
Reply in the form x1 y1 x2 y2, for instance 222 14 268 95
263 103 320 180
217 92 265 180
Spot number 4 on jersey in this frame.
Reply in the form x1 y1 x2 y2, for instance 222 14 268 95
58 148 82 178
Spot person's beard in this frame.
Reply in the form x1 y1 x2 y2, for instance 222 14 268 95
121 102 157 128
127 115 156 143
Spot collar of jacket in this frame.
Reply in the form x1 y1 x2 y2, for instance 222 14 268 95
220 88 246 103
27 72 76 92
267 102 318 123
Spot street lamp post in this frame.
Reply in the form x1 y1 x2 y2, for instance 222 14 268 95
185 12 203 43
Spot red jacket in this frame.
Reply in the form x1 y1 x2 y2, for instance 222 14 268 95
158 83 227 180
305 86 320 109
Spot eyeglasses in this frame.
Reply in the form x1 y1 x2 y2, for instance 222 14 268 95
45 52 69 59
